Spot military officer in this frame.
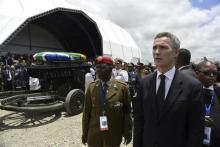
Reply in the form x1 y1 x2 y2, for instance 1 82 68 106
82 56 132 147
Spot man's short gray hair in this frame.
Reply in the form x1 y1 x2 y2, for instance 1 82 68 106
154 32 180 49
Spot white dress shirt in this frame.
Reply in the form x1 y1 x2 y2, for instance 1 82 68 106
156 66 176 100
203 85 214 91
112 68 128 82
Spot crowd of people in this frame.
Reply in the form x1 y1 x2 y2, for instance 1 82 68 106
85 58 155 95
0 53 30 91
82 32 220 147
1 32 220 147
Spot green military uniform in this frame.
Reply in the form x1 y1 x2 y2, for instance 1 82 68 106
82 79 132 147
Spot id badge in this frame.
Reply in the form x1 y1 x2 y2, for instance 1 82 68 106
203 127 211 145
99 116 108 131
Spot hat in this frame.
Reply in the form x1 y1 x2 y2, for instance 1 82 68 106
95 56 113 65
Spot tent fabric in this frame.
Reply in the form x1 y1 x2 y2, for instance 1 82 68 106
0 0 141 62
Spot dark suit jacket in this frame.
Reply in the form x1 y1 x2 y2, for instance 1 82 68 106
203 85 220 147
133 70 204 147
179 65 197 78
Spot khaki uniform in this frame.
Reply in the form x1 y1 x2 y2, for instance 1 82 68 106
82 79 132 147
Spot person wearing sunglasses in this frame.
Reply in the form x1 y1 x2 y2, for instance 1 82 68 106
196 60 220 147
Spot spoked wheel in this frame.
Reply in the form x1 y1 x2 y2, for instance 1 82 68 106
65 89 85 115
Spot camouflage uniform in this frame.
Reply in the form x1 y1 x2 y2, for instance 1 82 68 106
82 79 132 147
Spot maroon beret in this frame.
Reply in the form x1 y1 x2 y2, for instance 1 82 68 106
95 56 113 65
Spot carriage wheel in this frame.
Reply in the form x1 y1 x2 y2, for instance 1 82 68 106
65 89 85 115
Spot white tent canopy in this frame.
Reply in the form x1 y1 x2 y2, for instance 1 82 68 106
0 0 141 62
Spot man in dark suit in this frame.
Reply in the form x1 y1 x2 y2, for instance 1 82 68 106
196 60 220 147
133 32 204 147
176 48 197 78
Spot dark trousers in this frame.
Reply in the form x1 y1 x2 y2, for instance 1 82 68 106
3 80 13 91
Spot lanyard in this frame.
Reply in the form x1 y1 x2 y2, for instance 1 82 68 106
205 90 216 116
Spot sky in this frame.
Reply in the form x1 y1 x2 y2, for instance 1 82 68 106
65 0 220 62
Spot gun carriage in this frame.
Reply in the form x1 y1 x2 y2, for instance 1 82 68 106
0 52 90 115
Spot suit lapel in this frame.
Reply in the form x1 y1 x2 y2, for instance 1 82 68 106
91 80 118 102
91 80 101 106
148 72 158 119
159 70 183 120
106 80 117 100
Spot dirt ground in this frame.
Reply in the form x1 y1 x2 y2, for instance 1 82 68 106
0 110 132 147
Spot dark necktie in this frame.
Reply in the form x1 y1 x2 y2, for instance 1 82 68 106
203 89 213 106
157 74 166 113
100 83 108 113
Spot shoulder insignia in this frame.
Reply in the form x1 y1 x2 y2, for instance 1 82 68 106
90 81 96 84
116 80 127 86
89 79 100 86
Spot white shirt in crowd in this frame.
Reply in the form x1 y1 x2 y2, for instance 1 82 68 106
112 68 128 82
85 68 96 91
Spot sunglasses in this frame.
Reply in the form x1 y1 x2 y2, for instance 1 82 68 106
198 70 217 76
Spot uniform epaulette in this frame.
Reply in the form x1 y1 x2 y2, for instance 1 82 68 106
90 80 99 85
88 80 99 92
116 80 128 86
90 81 96 84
